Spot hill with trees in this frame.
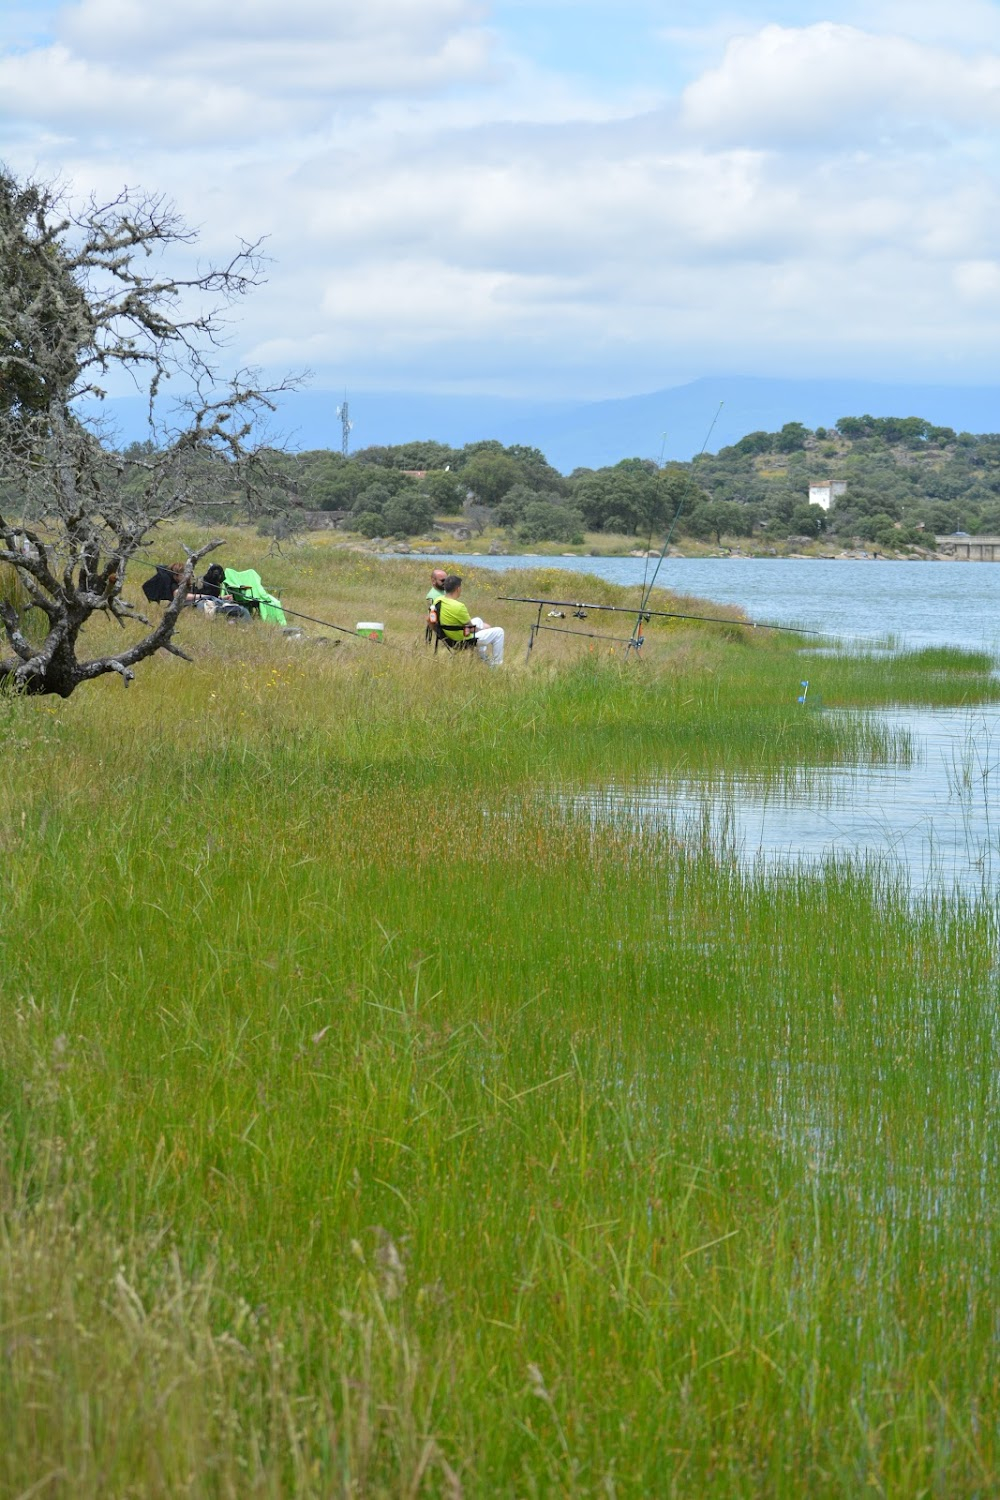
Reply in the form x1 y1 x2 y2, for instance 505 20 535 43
256 415 1000 551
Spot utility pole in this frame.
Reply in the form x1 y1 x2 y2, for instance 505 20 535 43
336 396 353 458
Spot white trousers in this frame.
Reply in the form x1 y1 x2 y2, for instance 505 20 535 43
470 618 504 665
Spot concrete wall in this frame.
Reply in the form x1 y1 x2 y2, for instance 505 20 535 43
936 535 1000 560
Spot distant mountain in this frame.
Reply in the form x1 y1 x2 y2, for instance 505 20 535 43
491 378 1000 471
86 390 571 459
92 377 1000 474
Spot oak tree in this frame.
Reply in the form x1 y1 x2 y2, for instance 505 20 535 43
0 166 293 696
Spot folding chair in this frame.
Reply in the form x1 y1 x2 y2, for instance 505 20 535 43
431 609 478 656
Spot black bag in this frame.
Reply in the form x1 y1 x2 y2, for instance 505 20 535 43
141 566 176 604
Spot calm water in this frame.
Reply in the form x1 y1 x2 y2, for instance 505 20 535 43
425 554 1000 654
578 707 1000 896
411 552 1000 887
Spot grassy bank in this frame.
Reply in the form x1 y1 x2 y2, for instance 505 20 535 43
1 540 999 1496
342 529 929 561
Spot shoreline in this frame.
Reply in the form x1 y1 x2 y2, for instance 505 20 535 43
378 545 953 563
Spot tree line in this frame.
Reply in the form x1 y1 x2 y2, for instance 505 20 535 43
253 416 1000 548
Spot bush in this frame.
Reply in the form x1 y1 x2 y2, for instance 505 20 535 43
494 484 539 528
857 513 902 547
353 511 384 538
422 470 464 513
352 483 391 516
516 501 586 544
789 503 825 538
382 493 435 537
776 422 809 453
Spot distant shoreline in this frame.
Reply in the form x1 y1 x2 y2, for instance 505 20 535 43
379 545 953 564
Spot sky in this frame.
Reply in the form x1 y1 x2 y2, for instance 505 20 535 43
2 0 1000 402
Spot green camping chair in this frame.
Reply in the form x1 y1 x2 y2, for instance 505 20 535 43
222 568 286 626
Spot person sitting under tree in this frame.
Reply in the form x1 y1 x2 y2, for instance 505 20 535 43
436 574 505 666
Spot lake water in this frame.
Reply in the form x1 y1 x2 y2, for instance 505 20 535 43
577 707 1000 898
410 552 1000 889
426 554 1000 654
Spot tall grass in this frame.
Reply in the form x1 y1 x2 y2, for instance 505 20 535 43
1 541 999 1495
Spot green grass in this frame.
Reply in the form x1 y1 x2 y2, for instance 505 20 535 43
1 540 999 1496
899 644 997 674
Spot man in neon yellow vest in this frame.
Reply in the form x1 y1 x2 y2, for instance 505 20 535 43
437 574 505 665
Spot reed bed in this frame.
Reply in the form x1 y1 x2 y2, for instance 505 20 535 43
1 540 998 1496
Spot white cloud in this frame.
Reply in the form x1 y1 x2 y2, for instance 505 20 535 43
858 0 1000 50
0 45 286 143
954 259 1000 303
0 0 495 145
62 0 488 69
681 22 1000 144
3 6 1000 397
198 107 1000 392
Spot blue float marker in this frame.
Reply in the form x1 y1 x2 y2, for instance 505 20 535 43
797 680 809 705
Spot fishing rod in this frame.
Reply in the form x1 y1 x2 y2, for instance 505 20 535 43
629 401 725 651
529 622 641 648
278 603 389 643
201 594 390 644
637 430 669 630
498 594 826 636
148 564 387 645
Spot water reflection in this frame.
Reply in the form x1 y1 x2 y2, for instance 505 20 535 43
583 708 1000 896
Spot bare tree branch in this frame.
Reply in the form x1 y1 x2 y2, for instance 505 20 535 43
0 163 300 696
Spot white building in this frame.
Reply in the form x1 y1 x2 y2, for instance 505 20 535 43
808 480 847 510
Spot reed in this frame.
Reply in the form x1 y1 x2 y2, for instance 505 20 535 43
1 540 997 1496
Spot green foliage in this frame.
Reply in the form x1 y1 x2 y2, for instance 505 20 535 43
90 412 1000 552
2 546 1000 1490
493 482 538 527
0 559 23 611
683 499 757 543
382 491 434 536
516 498 585 543
682 417 1000 547
421 468 464 512
776 420 809 452
573 458 704 535
352 481 391 515
836 414 958 447
353 438 460 470
461 449 524 507
789 501 826 537
343 481 435 538
857 511 903 547
491 442 567 494
276 453 418 512
353 510 384 537
730 429 774 457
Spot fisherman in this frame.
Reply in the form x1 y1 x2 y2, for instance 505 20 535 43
426 567 448 606
437 574 505 665
424 567 449 641
162 561 251 620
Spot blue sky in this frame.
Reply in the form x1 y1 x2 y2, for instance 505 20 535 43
2 0 1000 401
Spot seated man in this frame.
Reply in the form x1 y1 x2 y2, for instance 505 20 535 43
436 574 505 665
186 563 251 620
426 567 448 607
425 566 448 641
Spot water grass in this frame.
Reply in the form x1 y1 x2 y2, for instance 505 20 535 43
1 539 999 1495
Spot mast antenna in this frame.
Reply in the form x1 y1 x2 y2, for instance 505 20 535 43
335 394 353 457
